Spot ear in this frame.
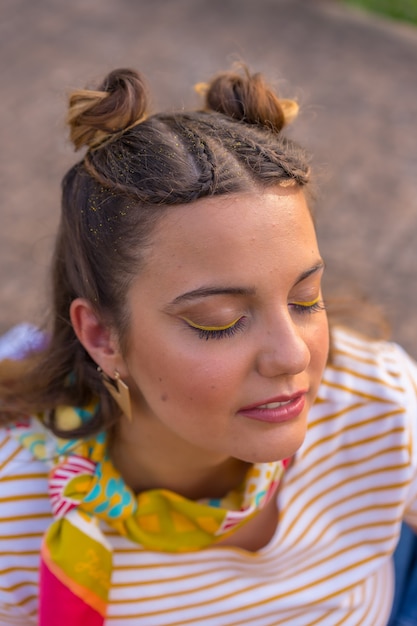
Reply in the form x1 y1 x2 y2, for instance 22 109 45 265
70 298 128 378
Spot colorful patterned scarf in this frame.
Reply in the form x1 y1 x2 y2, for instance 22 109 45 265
10 404 289 626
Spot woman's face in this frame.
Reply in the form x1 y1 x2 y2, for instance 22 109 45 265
120 187 329 464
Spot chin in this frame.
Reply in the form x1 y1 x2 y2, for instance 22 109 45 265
239 433 306 465
238 409 309 463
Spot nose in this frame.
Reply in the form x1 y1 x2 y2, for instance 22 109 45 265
255 310 311 378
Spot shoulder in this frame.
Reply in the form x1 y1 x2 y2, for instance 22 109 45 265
320 326 417 406
0 426 50 621
0 424 50 524
313 326 417 473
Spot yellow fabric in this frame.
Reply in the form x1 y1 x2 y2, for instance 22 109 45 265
10 404 288 623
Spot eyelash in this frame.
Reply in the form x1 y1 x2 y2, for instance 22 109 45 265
181 299 325 341
290 299 326 314
181 317 247 341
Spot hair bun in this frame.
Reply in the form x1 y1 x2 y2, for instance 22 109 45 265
67 68 148 150
202 65 298 132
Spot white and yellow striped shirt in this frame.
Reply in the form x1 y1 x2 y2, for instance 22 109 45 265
1 327 417 625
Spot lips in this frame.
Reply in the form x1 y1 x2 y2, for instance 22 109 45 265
238 392 307 424
253 400 293 410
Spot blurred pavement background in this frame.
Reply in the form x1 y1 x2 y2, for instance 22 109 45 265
1 0 417 355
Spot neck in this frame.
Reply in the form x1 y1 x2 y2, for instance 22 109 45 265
109 416 250 500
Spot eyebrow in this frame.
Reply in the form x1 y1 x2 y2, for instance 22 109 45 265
168 260 325 307
293 261 325 286
169 286 256 306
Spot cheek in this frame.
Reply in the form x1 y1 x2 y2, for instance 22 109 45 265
310 319 330 378
164 358 239 406
130 334 241 408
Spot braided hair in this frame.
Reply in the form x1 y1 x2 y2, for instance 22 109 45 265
0 65 311 437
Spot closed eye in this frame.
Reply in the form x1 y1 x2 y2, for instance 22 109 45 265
289 297 326 314
180 316 247 340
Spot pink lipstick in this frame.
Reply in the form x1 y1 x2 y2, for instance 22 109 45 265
238 392 306 423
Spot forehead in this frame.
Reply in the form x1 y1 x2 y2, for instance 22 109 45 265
146 187 315 259
129 187 320 306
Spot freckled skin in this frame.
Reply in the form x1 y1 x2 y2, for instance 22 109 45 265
111 187 329 491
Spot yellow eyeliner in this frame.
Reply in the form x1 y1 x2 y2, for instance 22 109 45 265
180 316 242 331
291 296 321 307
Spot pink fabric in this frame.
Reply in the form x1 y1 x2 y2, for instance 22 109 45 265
39 561 103 626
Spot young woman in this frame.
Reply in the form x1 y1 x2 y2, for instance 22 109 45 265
0 67 416 626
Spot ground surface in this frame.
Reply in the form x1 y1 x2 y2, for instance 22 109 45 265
1 0 417 355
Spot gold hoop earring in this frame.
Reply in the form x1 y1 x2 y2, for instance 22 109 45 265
98 367 132 422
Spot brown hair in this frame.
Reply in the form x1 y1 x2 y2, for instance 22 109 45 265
0 66 311 437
